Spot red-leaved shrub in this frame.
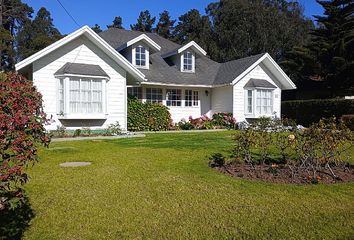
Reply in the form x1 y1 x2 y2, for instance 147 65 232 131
0 72 50 209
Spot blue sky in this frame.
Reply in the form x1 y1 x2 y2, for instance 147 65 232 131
22 0 324 34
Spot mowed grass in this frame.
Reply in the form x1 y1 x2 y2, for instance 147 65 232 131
23 131 354 239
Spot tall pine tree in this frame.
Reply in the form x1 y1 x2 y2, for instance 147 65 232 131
0 0 33 70
154 10 175 39
282 0 354 93
206 0 313 62
107 16 124 29
91 24 102 33
17 7 61 60
173 9 215 55
130 10 156 32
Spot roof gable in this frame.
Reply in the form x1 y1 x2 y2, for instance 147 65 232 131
116 34 161 52
15 26 145 82
162 41 207 58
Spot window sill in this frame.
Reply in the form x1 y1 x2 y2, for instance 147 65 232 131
57 113 108 120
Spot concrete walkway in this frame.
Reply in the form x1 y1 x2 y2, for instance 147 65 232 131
51 133 145 142
51 129 229 142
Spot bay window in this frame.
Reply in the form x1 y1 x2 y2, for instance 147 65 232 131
245 89 273 116
146 88 163 104
256 89 273 115
58 77 105 117
166 89 182 106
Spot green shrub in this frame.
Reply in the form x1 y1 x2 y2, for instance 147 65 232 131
106 121 122 135
208 153 225 168
73 129 81 137
282 99 354 126
127 98 172 131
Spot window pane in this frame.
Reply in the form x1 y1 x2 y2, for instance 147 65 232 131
255 89 273 115
69 78 103 114
135 46 146 66
166 89 182 106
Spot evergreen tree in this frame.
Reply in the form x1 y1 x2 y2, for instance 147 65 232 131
130 10 156 32
173 9 215 55
16 7 61 60
91 24 102 33
206 0 313 62
282 0 354 92
154 10 175 39
107 16 124 29
0 0 33 70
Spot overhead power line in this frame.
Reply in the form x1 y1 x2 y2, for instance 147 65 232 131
55 0 80 28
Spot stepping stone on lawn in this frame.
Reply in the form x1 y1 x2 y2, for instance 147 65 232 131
59 162 91 167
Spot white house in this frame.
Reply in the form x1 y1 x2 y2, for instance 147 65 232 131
15 26 296 131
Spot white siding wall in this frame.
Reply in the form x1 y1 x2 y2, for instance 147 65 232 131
33 35 128 130
211 86 233 114
232 63 282 122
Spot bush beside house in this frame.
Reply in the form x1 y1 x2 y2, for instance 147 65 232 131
282 99 354 127
127 98 172 131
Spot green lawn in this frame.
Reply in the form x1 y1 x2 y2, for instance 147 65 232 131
20 131 354 239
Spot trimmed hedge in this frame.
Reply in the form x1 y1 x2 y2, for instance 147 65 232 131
282 99 354 126
127 98 172 131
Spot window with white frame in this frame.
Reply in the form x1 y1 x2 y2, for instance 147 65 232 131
146 88 163 104
135 46 146 67
185 90 199 107
166 89 182 106
256 89 273 115
68 78 103 114
127 87 142 100
246 90 253 114
58 79 64 113
183 51 193 71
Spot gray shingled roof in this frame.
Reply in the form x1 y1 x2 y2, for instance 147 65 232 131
55 62 109 77
244 78 277 88
99 28 265 86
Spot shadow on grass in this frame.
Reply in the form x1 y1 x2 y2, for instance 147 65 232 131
0 195 34 240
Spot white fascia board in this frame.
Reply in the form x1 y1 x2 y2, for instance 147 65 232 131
15 25 145 82
54 73 110 80
119 34 161 52
162 41 207 58
140 81 213 88
177 41 207 56
231 53 296 90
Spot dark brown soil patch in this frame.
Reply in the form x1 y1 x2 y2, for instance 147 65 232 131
216 163 354 184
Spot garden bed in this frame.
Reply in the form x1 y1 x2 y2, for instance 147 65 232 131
216 163 354 184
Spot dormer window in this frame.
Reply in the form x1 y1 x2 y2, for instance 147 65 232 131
182 51 193 72
135 46 146 67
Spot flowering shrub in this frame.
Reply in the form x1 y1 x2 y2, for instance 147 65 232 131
177 112 236 130
231 117 353 182
0 72 50 209
212 112 237 129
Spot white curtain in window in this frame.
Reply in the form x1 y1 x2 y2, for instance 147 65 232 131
69 79 80 113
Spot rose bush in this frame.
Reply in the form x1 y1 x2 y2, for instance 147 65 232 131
0 72 50 209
